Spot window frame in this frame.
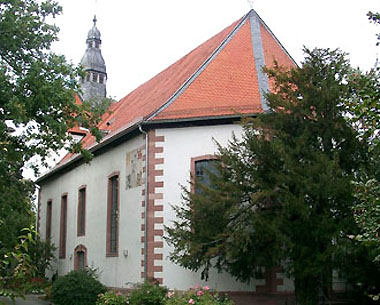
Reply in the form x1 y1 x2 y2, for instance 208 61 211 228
77 185 86 236
106 172 120 257
59 193 68 259
190 155 218 194
74 244 88 271
45 200 52 241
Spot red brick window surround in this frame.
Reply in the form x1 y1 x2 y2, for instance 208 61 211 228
190 155 218 194
77 186 86 236
46 200 52 241
107 172 120 257
59 194 68 259
74 244 88 271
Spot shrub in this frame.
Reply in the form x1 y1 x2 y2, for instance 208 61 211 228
52 269 106 305
96 291 128 305
24 277 50 294
165 286 234 305
129 281 167 305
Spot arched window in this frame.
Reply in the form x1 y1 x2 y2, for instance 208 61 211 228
74 244 87 271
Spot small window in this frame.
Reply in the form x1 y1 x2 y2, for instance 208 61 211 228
95 41 100 48
59 194 68 259
86 73 90 82
107 173 119 256
77 187 86 236
99 74 104 84
46 200 52 241
192 157 219 194
74 245 87 271
92 72 98 82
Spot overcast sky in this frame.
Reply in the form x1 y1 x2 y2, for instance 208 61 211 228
51 0 379 101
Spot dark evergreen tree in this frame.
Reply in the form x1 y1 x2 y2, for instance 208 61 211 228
166 49 376 305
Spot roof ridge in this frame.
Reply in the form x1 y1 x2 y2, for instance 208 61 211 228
145 11 252 121
252 9 298 66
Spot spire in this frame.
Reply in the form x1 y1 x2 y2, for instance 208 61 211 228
80 16 107 103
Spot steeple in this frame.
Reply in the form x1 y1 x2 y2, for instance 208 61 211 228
80 15 107 102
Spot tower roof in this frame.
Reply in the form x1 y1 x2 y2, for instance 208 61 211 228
80 16 107 101
38 9 296 182
80 48 106 73
87 15 101 41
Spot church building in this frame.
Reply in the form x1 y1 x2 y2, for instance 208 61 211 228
37 9 298 297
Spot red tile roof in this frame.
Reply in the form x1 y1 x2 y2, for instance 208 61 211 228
51 9 296 170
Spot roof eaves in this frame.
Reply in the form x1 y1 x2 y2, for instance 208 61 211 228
36 116 144 184
142 113 257 126
145 11 252 122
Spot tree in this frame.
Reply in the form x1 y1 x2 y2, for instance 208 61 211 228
345 12 380 300
166 49 377 305
0 0 108 253
0 227 37 305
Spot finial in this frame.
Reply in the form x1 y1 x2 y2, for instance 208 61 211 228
247 0 254 9
93 15 97 26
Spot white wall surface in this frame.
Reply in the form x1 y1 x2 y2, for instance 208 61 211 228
39 134 145 288
157 124 268 291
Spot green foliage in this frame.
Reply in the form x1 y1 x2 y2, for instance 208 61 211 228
367 11 380 45
343 12 380 301
24 277 50 294
27 231 56 278
0 178 34 258
51 269 106 305
166 48 376 305
0 0 110 258
0 227 37 304
96 291 128 305
129 282 167 305
165 286 234 305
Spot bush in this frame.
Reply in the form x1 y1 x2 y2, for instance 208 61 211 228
165 286 234 305
129 281 167 305
24 277 50 294
52 269 106 305
96 291 128 305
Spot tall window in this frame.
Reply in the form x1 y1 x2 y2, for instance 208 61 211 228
92 72 98 82
46 200 52 241
59 194 68 259
99 74 104 84
107 173 119 256
77 187 86 236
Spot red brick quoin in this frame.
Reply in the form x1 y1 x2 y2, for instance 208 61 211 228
141 129 164 284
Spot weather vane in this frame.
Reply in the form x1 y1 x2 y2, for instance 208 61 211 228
247 0 254 9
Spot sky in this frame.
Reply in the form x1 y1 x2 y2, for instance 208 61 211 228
51 0 380 101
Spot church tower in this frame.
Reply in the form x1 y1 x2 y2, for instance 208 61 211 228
80 16 107 102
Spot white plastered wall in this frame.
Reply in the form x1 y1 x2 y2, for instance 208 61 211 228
38 134 145 288
157 124 267 291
